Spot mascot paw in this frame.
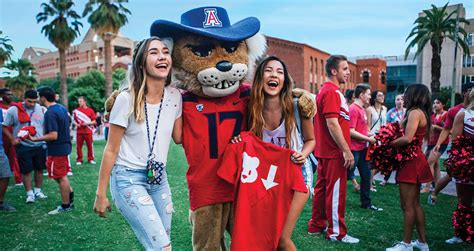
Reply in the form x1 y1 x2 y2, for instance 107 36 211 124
293 88 316 119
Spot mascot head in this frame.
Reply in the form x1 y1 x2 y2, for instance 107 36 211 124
150 6 266 98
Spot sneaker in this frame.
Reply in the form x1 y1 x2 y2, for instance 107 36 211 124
26 194 35 203
379 180 388 186
15 182 23 187
76 162 82 166
35 191 48 199
48 205 74 215
67 171 73 176
427 194 437 205
331 234 359 244
88 160 97 164
386 241 413 251
0 202 17 212
354 185 360 193
445 236 463 244
363 205 383 211
370 187 377 192
43 171 48 176
308 227 327 235
411 240 429 251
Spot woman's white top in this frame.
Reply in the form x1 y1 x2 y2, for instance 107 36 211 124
368 105 387 134
109 86 182 169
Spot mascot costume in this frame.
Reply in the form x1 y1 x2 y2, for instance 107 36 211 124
106 6 315 250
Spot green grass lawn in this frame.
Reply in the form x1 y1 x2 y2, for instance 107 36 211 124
0 140 470 250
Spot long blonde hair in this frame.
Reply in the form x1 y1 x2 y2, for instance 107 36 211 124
128 37 171 122
249 56 295 148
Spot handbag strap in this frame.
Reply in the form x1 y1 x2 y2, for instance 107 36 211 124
370 107 382 131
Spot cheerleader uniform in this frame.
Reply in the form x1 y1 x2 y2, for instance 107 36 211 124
396 126 433 184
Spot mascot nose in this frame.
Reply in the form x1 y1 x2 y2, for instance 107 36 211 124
216 61 233 72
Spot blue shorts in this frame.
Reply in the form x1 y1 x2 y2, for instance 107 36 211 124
0 148 12 178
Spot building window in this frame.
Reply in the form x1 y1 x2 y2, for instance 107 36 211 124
463 54 473 68
363 71 370 83
462 75 474 84
309 57 313 85
381 71 386 84
466 33 474 47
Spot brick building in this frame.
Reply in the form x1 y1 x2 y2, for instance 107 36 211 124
21 28 135 81
355 57 387 93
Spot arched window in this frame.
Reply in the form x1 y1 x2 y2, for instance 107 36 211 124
363 71 370 83
309 57 313 84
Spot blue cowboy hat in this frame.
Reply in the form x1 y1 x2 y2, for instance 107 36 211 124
150 6 260 42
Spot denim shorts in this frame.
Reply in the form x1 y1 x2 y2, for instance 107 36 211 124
110 165 173 250
0 149 12 178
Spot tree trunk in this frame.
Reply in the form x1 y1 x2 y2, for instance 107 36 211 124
104 37 113 97
59 48 68 109
430 38 442 97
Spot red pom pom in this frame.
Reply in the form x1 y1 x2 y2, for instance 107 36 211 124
369 122 421 175
444 135 474 183
452 203 474 243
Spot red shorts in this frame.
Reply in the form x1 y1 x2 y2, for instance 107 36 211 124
47 156 70 179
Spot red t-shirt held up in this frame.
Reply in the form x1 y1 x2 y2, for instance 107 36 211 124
314 82 351 158
349 102 368 151
218 132 308 251
182 84 250 211
73 106 96 134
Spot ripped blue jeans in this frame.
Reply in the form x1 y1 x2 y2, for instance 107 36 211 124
110 165 173 250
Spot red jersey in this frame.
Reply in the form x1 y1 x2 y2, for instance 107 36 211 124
349 102 368 151
73 106 96 134
428 111 449 146
182 84 250 210
314 82 351 158
217 132 308 251
444 104 465 129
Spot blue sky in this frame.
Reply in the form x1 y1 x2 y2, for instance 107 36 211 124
0 0 472 61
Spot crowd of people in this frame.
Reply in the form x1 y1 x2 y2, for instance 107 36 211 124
1 40 472 250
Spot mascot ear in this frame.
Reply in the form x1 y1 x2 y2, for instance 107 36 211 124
161 37 174 54
245 33 267 82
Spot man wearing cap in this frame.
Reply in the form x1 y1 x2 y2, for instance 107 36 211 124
150 6 263 250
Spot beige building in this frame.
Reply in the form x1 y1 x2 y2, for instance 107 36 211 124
416 3 466 92
462 18 474 84
21 28 135 81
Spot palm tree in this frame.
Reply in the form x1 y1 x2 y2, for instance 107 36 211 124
82 0 130 97
0 31 14 67
4 59 38 96
36 0 82 109
405 3 470 95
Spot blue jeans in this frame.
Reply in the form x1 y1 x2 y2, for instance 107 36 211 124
352 149 371 207
110 165 173 250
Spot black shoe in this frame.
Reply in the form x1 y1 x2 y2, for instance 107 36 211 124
362 205 383 211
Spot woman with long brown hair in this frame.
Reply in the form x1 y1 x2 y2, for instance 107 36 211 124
93 37 182 250
245 55 315 250
386 84 433 251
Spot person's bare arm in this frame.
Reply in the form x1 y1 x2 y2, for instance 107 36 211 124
28 131 57 142
172 116 183 144
292 117 315 164
326 117 354 168
350 128 375 144
451 112 465 138
93 124 125 217
390 110 421 146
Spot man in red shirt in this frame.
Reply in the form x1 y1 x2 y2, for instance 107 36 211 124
348 84 382 211
307 55 359 244
429 81 473 204
218 132 308 250
0 88 21 185
73 96 96 165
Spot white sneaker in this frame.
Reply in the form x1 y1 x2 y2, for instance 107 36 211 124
35 191 48 199
48 205 73 215
76 162 82 166
88 160 97 164
386 241 413 251
67 171 73 176
411 240 429 251
26 194 35 203
445 236 463 244
331 234 360 244
15 182 24 187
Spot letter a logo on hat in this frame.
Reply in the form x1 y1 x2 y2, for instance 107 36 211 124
203 8 222 28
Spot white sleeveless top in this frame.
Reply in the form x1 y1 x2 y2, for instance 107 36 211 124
368 106 387 134
262 120 302 151
462 108 474 137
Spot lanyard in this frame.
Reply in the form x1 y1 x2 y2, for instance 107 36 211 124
144 91 165 160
